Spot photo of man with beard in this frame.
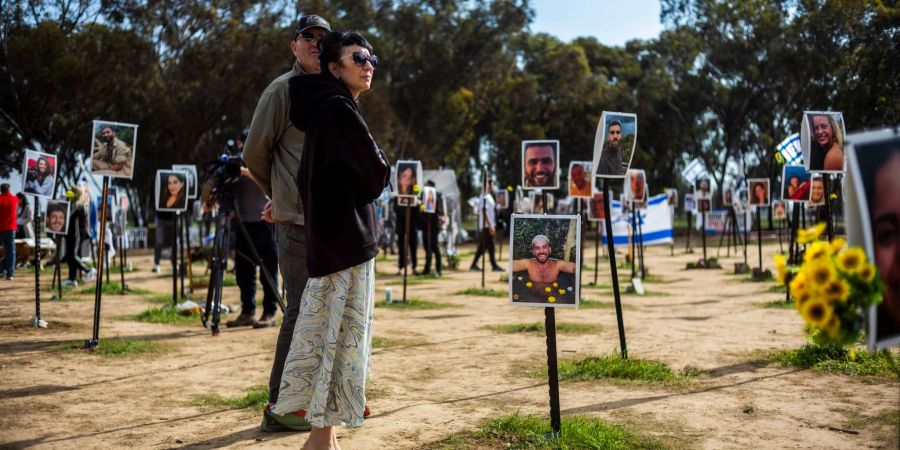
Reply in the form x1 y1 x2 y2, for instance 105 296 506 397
521 140 559 189
509 215 581 307
90 121 138 179
592 112 637 179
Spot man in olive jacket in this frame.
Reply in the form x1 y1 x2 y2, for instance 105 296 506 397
242 14 330 432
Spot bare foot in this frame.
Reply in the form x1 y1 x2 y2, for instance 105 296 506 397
301 426 336 450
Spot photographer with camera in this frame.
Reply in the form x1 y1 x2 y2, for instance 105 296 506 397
226 131 279 328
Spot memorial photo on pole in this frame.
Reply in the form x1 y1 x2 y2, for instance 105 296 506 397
808 174 826 206
395 160 422 198
508 214 580 308
844 128 900 349
155 170 189 212
624 169 646 203
422 186 437 214
521 140 559 190
781 164 812 201
588 191 605 221
496 190 508 210
801 111 846 173
90 120 138 179
568 161 592 198
722 185 733 206
695 177 711 198
172 164 199 199
44 200 70 235
592 111 637 178
773 201 787 220
666 188 678 209
684 193 696 212
748 179 770 206
21 149 58 199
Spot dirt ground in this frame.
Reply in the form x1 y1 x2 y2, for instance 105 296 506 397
0 234 897 449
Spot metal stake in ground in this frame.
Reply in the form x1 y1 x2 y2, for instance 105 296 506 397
538 188 562 437
85 178 110 349
53 234 63 301
593 221 599 286
685 209 693 253
32 205 42 326
756 207 763 269
179 211 186 299
701 210 707 263
603 179 628 359
637 211 646 278
630 208 636 279
823 174 834 242
480 166 489 289
118 213 127 294
171 212 178 305
402 202 411 303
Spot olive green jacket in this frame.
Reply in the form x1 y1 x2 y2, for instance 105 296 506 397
243 62 307 225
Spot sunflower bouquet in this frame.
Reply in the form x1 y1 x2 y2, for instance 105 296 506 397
774 224 884 346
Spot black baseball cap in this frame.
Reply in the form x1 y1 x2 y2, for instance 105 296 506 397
291 15 331 40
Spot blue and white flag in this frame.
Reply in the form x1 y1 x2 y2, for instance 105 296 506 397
602 193 674 247
777 132 802 165
681 158 708 184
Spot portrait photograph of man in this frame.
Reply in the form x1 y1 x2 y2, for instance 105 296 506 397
173 164 199 199
624 169 646 204
496 190 509 210
801 111 846 173
521 140 559 190
697 197 711 213
44 200 70 235
508 214 580 308
666 188 678 208
782 164 812 201
21 149 58 199
395 160 422 198
748 179 770 206
592 111 637 179
588 191 605 221
90 120 138 179
808 174 826 206
568 161 592 198
695 177 711 198
722 185 733 206
845 130 900 349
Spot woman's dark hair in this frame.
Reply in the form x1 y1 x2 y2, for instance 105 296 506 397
318 31 374 75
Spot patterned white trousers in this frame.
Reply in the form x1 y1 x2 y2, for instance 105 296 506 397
273 259 375 428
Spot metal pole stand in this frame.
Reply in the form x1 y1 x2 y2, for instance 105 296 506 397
85 178 110 349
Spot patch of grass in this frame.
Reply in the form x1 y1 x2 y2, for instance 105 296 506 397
77 281 153 295
579 298 616 309
486 322 600 335
424 413 665 450
190 385 268 412
51 337 168 358
584 282 613 289
755 300 794 309
553 353 697 384
455 287 507 298
146 294 178 304
121 305 202 326
386 273 442 285
375 299 454 309
769 343 900 379
764 284 786 293
372 336 405 349
222 274 237 286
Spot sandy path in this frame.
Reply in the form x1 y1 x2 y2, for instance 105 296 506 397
0 236 897 449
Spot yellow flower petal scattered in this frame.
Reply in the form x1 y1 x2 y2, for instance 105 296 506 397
558 289 566 294
548 296 556 303
837 248 864 273
525 281 532 287
800 298 832 327
553 282 558 287
545 287 552 293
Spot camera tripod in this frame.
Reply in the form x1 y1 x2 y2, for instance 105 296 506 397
201 201 285 335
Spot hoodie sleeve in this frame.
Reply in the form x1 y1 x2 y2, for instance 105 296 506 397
322 97 390 201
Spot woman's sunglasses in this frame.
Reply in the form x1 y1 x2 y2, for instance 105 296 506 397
343 51 380 69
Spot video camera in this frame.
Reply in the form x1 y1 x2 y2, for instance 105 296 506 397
206 140 243 205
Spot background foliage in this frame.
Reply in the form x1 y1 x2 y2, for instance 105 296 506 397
2 0 897 223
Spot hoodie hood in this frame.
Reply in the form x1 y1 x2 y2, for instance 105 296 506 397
288 74 355 132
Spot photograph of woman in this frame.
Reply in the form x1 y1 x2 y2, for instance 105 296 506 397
782 165 811 201
395 161 420 197
274 30 390 449
749 179 770 206
847 132 900 348
22 150 57 198
155 170 188 211
804 112 845 172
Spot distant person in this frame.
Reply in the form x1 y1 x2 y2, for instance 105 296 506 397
809 176 826 205
596 121 624 176
64 186 95 288
15 193 32 239
92 126 133 177
419 181 444 276
808 114 844 172
394 196 420 274
0 184 18 280
24 155 54 196
523 142 556 188
569 163 590 196
470 179 503 271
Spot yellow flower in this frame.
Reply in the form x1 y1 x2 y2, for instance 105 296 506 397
836 248 864 273
797 223 826 244
790 272 809 298
804 241 832 264
822 279 850 303
774 254 787 285
553 282 558 287
829 193 838 200
418 203 425 212
558 289 566 294
525 281 533 287
823 314 841 338
858 263 876 283
800 298 833 327
793 290 809 310
548 296 556 303
545 287 552 293
830 238 847 253
507 185 514 192
412 184 421 194
806 262 835 286
775 153 785 164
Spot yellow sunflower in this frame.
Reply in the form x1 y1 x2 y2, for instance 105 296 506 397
830 237 847 253
836 248 864 273
822 279 850 304
797 223 826 244
822 314 841 338
774 254 787 285
800 298 833 327
806 262 836 287
793 290 810 310
857 263 876 283
790 272 809 298
804 241 833 264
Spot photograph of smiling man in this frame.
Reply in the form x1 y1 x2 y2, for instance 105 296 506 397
508 214 580 308
521 140 559 190
592 111 637 179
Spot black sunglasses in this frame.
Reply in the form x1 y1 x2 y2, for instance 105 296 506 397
345 51 380 69
298 32 325 43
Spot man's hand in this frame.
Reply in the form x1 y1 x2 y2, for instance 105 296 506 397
240 167 251 177
261 200 273 223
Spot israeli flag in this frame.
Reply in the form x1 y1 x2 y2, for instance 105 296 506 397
602 193 674 246
777 133 802 165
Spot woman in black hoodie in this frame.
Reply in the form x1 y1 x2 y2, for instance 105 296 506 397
272 31 389 450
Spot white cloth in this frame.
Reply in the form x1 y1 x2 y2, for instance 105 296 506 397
475 194 496 229
273 259 375 428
